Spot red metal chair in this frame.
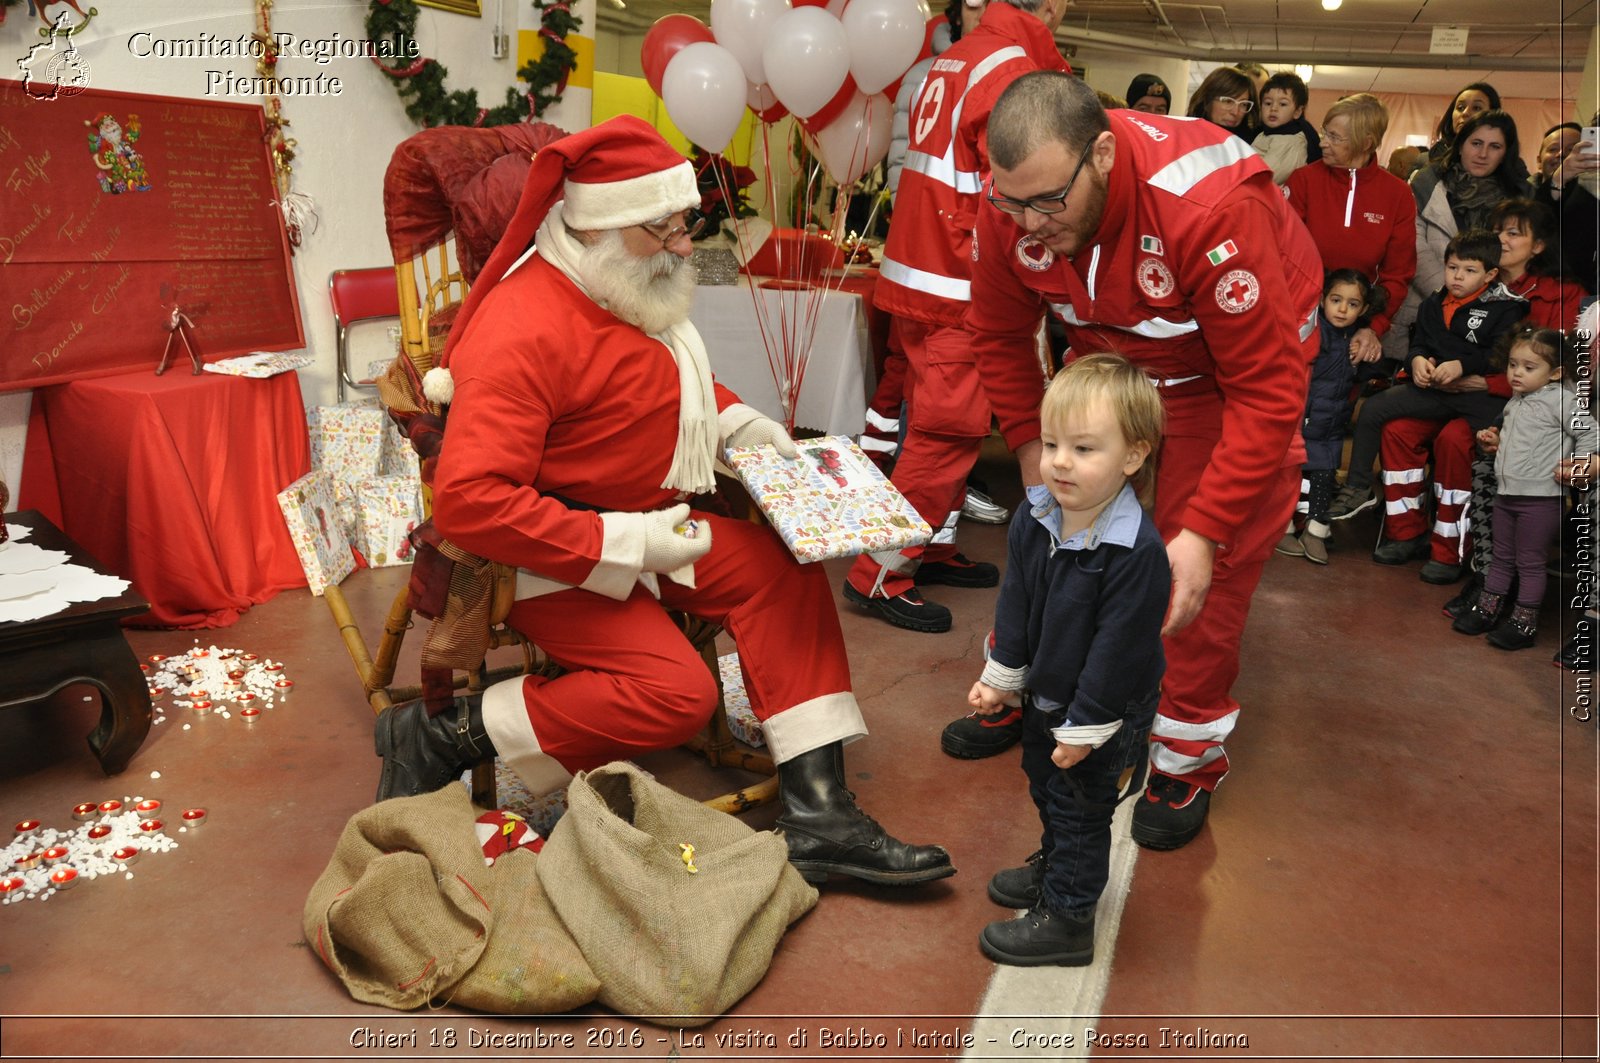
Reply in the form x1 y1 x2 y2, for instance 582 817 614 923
329 267 402 403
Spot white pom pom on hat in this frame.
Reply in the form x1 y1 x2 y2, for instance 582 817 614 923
422 366 455 404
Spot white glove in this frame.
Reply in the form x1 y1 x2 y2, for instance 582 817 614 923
726 415 799 459
640 503 713 583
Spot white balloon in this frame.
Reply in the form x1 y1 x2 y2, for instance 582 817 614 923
662 42 749 153
841 0 928 95
747 80 783 117
812 89 893 186
762 7 851 119
709 0 791 87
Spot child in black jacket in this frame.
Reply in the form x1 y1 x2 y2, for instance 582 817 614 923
1327 230 1529 525
1278 269 1385 564
965 354 1171 968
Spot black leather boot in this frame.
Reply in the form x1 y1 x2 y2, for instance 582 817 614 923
374 694 494 802
775 743 955 886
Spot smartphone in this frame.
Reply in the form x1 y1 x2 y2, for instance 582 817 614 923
1583 126 1600 148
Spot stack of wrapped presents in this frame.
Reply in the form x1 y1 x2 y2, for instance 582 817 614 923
276 399 424 595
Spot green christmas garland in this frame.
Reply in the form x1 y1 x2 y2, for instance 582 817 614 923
366 0 580 128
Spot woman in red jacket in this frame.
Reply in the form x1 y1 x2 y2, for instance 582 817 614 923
1286 93 1416 369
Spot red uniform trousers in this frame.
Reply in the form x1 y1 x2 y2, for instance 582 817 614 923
861 317 911 471
1149 390 1303 792
847 318 990 598
501 512 854 772
1379 416 1475 564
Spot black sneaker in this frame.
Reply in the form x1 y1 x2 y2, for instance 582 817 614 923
1131 772 1211 851
1419 560 1462 584
1327 483 1377 521
842 582 952 633
979 904 1095 967
988 850 1045 908
917 553 1000 588
1442 573 1483 620
1372 535 1428 565
941 708 1023 758
1487 611 1538 651
1451 603 1497 636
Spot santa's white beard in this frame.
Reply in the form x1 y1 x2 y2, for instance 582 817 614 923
579 229 697 335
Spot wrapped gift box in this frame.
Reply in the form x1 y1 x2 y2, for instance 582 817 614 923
723 435 933 563
331 479 358 545
306 403 386 485
493 762 569 835
275 470 356 595
354 475 423 567
718 651 764 748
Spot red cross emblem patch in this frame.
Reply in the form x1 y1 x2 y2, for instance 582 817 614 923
1015 236 1054 271
1137 256 1174 299
1215 269 1259 313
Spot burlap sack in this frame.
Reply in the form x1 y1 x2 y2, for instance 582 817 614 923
537 762 818 1027
303 786 597 1013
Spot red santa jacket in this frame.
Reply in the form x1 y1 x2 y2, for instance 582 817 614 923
874 2 1068 327
1284 157 1416 339
431 254 741 588
970 111 1323 550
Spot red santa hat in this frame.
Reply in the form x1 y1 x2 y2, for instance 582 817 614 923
424 115 699 404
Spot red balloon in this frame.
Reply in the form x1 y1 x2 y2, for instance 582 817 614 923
642 14 715 97
797 74 858 135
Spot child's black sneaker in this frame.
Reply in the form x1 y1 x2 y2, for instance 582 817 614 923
940 707 1023 759
987 850 1045 908
1487 606 1538 651
979 904 1096 967
1131 772 1210 850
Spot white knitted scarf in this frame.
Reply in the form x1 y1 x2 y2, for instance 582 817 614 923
535 212 719 496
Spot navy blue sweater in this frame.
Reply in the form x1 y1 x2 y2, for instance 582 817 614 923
990 484 1171 730
1302 313 1358 470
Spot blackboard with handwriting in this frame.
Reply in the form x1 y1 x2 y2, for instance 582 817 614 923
1 79 303 390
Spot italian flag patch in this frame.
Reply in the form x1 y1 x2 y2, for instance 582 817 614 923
1205 240 1239 266
1140 235 1164 255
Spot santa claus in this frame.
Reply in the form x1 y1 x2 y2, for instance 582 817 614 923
373 116 953 888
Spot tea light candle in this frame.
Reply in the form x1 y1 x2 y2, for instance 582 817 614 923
0 875 25 896
148 654 167 664
274 679 294 691
264 661 283 673
98 800 123 815
147 686 167 700
85 825 112 841
191 700 212 714
112 846 140 865
189 689 209 699
41 846 69 865
180 808 208 829
239 707 262 723
72 803 99 821
14 819 42 836
220 680 241 692
139 663 150 673
49 866 79 890
236 692 256 705
13 851 43 871
240 653 259 663
188 647 207 658
133 800 161 817
137 819 164 834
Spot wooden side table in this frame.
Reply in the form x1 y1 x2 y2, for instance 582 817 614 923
0 510 154 774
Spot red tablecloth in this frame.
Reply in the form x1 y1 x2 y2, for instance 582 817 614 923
19 369 312 628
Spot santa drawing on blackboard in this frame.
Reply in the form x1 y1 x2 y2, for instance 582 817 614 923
86 112 151 194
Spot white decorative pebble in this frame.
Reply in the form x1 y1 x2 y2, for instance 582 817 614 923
182 724 191 731
149 772 160 779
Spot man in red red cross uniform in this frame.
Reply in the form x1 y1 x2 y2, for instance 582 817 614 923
844 0 1072 634
950 72 1323 851
371 116 952 888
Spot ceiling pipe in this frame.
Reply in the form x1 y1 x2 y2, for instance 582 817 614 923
1055 25 1580 72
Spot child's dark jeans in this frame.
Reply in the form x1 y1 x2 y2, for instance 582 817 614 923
1020 696 1155 914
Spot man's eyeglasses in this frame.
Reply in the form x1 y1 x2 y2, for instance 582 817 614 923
986 144 1093 217
638 211 707 248
1216 95 1254 113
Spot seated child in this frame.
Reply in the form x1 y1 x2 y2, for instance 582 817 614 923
1453 326 1597 649
1278 269 1385 564
1251 72 1323 184
968 354 1171 968
1327 230 1529 553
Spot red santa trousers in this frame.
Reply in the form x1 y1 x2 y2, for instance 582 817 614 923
483 513 864 795
1379 416 1474 564
846 317 991 598
1149 392 1302 792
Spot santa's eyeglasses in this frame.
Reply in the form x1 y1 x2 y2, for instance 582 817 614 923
637 211 707 248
